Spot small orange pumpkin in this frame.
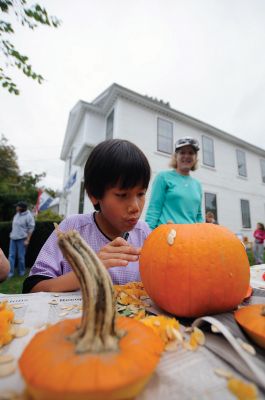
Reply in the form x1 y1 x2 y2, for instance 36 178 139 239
0 301 14 347
234 304 265 349
19 230 163 400
140 223 250 317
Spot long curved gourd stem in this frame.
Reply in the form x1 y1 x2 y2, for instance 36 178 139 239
56 228 123 353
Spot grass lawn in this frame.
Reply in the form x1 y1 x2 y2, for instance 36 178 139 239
0 268 29 294
0 250 263 295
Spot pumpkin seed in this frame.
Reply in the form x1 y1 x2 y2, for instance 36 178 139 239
59 311 69 317
0 354 14 364
237 338 256 356
166 326 174 340
167 233 175 245
171 328 183 343
165 340 178 352
193 327 205 345
11 304 23 309
0 390 21 399
211 324 220 333
14 327 29 338
13 319 24 325
0 362 16 377
48 300 58 305
214 368 233 379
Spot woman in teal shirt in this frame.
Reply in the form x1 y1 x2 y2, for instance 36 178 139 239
146 137 203 229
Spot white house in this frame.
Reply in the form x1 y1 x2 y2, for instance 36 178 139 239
60 83 265 240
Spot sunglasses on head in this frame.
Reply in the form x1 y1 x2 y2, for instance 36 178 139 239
175 137 200 151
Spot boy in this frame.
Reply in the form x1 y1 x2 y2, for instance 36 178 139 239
23 139 151 293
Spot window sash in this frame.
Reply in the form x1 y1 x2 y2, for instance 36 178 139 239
204 192 217 221
236 149 247 177
78 180 85 214
106 110 114 140
157 118 173 154
202 136 215 167
260 159 265 183
240 199 251 228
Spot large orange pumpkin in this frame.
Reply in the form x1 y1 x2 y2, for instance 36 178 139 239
140 223 250 317
19 230 163 400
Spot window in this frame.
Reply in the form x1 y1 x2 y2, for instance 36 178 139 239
106 110 114 140
260 159 265 183
204 192 218 221
236 149 247 177
240 199 251 228
78 180 85 214
157 118 173 154
202 136 215 167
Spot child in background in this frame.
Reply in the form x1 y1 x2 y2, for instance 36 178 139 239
23 139 151 293
253 222 265 264
205 211 218 224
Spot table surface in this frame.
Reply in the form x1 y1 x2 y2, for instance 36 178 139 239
0 266 264 400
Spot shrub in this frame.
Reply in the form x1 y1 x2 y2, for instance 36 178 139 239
36 210 63 222
0 221 57 269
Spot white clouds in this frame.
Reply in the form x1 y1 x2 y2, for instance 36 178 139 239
1 0 265 190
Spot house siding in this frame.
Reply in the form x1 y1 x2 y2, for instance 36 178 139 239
60 85 265 241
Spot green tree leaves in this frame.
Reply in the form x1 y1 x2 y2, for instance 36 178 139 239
0 0 60 95
0 135 45 220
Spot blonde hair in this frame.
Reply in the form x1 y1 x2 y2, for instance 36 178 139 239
169 151 199 171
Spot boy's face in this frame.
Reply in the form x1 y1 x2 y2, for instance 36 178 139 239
90 185 146 238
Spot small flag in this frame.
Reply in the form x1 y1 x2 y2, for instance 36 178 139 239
64 171 77 191
35 190 54 214
34 189 42 215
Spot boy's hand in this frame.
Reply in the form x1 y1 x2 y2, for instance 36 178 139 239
98 237 141 269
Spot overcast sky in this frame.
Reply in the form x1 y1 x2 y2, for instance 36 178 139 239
1 0 265 190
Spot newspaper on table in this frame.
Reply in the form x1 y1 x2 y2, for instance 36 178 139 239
250 264 265 290
0 268 264 400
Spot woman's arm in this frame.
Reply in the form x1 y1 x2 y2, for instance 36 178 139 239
145 173 167 229
196 183 204 223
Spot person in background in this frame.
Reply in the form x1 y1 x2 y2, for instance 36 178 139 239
145 136 203 229
22 139 151 293
8 201 35 277
0 247 10 282
253 222 265 264
205 211 218 224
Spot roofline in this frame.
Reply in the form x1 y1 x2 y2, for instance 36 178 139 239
60 101 104 160
102 83 265 156
61 83 265 160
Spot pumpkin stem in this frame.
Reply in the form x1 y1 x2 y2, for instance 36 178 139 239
57 230 122 353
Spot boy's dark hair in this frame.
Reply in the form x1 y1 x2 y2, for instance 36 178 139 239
84 139 151 210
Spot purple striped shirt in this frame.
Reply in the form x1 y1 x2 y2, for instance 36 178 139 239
30 212 151 285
